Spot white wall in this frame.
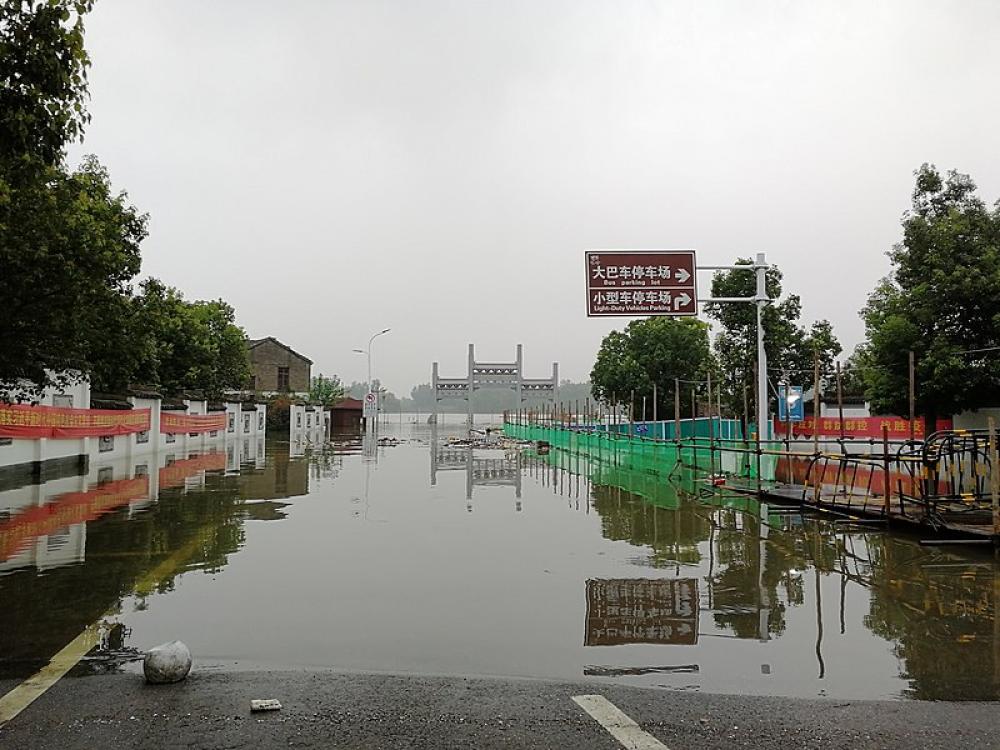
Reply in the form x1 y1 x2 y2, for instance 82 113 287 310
953 408 1000 431
0 377 93 470
3 386 266 473
0 435 243 575
820 403 870 418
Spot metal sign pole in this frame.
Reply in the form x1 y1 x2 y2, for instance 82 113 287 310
695 252 770 442
755 253 769 441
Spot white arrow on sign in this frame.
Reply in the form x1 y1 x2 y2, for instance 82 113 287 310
673 292 692 310
674 267 691 284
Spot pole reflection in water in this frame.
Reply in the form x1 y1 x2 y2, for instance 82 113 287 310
4 419 1000 701
429 422 522 508
526 444 1000 700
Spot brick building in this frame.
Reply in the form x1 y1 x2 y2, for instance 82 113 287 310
248 337 312 395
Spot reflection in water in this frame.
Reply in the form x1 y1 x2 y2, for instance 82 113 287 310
430 423 522 503
3 420 1000 700
585 579 698 646
0 437 306 678
529 446 1000 700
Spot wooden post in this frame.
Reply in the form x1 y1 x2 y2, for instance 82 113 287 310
836 361 845 441
741 369 750 474
652 383 658 434
707 372 715 477
990 418 1000 539
882 425 891 517
813 350 821 455
674 378 681 444
909 350 916 442
629 389 635 442
718 388 723 436
742 370 749 439
691 384 698 470
814 350 821 503
674 378 681 445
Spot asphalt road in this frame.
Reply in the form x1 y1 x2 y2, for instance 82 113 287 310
2 669 1000 749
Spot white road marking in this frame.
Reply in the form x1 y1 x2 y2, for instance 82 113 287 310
572 694 671 750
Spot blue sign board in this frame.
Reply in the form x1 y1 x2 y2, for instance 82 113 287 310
777 385 804 422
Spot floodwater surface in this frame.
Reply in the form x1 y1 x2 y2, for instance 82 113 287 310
2 417 1000 701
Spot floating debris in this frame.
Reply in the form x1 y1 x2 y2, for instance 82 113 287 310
250 699 282 712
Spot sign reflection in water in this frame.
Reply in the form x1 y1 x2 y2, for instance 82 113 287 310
529 444 1000 700
585 578 698 646
4 418 1000 701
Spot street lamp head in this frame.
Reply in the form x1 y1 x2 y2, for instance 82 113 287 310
380 328 391 334
352 349 364 354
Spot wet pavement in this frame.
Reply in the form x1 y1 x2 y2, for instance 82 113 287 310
4 669 1000 750
3 415 1000 715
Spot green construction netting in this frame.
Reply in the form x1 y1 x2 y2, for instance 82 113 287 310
504 421 778 481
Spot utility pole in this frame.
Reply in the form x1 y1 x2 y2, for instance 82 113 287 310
355 328 391 433
696 253 770 440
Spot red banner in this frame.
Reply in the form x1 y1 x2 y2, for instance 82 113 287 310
0 404 151 439
773 416 953 441
158 452 227 490
160 412 227 435
0 477 149 562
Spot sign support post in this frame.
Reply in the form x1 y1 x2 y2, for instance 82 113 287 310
586 250 771 441
695 253 770 440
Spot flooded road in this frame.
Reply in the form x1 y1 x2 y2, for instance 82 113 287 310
3 417 1000 701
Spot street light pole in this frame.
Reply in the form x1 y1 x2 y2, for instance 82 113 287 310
355 328 391 431
367 328 391 394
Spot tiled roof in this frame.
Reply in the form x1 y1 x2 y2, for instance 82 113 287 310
248 336 314 365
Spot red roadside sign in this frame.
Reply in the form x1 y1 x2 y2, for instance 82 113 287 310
586 250 697 317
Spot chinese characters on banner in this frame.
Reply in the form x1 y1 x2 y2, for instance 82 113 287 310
159 412 227 434
773 416 953 440
0 404 151 439
586 250 697 317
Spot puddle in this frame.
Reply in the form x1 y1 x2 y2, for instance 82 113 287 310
2 416 999 700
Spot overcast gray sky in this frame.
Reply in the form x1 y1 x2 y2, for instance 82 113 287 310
68 0 1000 395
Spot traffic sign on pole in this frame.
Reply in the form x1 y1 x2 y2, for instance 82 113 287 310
585 250 697 317
777 385 804 422
363 391 378 419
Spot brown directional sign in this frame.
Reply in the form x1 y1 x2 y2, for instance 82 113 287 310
586 250 697 317
585 578 699 646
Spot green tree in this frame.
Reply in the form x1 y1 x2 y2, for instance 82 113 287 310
861 164 1000 431
0 2 150 399
309 374 346 407
1 1 92 172
590 317 715 418
131 279 250 399
1 155 147 398
704 260 840 419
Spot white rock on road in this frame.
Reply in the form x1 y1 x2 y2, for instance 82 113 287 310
143 641 192 684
